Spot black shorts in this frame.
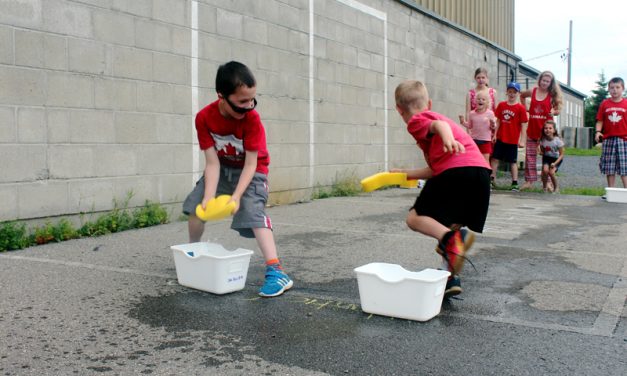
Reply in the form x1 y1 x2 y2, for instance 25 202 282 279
492 140 518 163
541 156 562 172
412 167 491 233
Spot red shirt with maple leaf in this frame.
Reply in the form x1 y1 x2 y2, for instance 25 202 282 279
596 98 627 140
195 100 270 174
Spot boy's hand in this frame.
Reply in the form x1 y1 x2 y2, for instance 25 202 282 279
443 139 465 154
228 195 241 214
489 119 496 130
200 196 214 210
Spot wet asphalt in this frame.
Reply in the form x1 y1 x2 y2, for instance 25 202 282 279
1 189 626 375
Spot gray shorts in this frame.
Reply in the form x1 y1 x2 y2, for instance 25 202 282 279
183 166 271 238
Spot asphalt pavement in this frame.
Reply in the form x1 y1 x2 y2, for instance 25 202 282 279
1 189 626 375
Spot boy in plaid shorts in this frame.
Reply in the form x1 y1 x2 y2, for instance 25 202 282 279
595 77 627 191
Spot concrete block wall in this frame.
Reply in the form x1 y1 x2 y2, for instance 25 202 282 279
0 0 514 222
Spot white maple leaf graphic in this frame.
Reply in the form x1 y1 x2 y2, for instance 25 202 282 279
609 111 622 123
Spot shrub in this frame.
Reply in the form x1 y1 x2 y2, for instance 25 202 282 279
0 221 31 251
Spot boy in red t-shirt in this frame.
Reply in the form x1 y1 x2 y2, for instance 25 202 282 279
182 61 292 297
491 82 529 191
595 77 627 190
392 80 492 298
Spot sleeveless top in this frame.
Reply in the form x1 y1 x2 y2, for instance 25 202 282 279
469 87 496 112
527 88 553 140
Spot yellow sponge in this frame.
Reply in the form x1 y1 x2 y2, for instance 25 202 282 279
195 195 236 221
360 172 417 192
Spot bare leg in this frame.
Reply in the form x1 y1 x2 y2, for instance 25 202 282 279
252 227 279 262
541 165 549 191
188 215 205 242
607 174 616 188
490 158 499 180
621 175 627 188
511 162 519 183
549 169 559 192
405 209 449 241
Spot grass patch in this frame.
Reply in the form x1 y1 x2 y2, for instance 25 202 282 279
564 147 601 156
0 194 169 252
312 174 361 199
560 187 605 196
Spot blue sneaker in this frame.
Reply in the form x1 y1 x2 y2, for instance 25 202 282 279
444 276 462 298
259 266 293 297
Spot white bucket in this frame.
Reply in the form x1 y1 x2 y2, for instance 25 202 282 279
354 263 450 321
605 187 627 203
170 242 254 294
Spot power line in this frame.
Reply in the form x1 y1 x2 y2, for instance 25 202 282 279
522 48 569 62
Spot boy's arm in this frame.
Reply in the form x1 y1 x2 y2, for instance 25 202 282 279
391 167 433 180
519 122 527 148
229 150 258 213
594 120 603 143
492 118 500 142
430 120 465 153
202 148 221 208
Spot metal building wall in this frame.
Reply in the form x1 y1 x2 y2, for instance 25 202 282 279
413 0 515 51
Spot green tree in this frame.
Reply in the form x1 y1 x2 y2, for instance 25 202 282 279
584 72 609 128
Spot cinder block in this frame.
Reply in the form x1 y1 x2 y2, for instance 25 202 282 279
0 0 43 29
135 19 172 52
42 0 92 38
68 179 115 213
68 38 108 75
114 112 157 144
16 31 67 70
155 114 192 144
243 18 267 44
93 145 137 177
0 144 47 183
18 180 69 219
0 106 16 142
0 66 46 106
69 110 115 143
112 46 153 80
197 3 217 33
0 26 14 64
93 10 135 46
158 173 189 204
172 85 191 115
216 8 243 39
48 145 94 179
171 25 190 55
112 0 152 18
46 72 94 108
136 82 174 113
0 185 18 220
46 109 70 143
136 145 177 174
153 52 189 85
153 0 188 27
113 175 159 207
17 107 46 143
94 78 137 111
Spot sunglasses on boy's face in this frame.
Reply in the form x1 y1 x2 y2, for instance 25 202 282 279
225 96 257 114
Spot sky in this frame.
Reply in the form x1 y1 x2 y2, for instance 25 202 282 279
514 0 627 97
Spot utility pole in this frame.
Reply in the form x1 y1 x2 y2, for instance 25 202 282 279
567 20 572 86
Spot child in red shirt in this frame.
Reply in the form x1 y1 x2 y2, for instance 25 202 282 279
183 61 292 297
491 82 529 191
595 77 627 190
392 80 491 298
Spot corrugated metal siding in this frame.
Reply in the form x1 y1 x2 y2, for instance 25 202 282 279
413 0 515 51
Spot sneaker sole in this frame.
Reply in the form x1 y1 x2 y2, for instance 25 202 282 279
444 285 462 298
258 279 293 298
435 231 475 275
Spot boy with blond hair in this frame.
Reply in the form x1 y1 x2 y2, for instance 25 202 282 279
392 80 491 298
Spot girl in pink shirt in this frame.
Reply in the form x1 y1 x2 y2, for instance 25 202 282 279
460 90 496 164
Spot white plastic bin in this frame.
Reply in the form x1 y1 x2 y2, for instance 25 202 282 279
170 242 254 294
605 187 627 203
354 263 450 321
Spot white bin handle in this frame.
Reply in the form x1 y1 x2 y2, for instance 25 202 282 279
434 284 445 297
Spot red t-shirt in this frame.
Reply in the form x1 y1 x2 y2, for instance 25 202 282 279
495 101 528 145
195 100 270 174
407 111 490 176
596 98 627 140
526 88 553 140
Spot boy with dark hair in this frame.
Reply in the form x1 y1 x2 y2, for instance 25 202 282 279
491 82 529 191
392 80 492 298
595 77 627 190
183 61 292 297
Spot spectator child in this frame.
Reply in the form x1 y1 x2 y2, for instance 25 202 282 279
392 80 491 298
595 76 627 190
460 67 497 125
491 82 529 191
460 90 497 164
519 71 563 190
538 120 565 193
